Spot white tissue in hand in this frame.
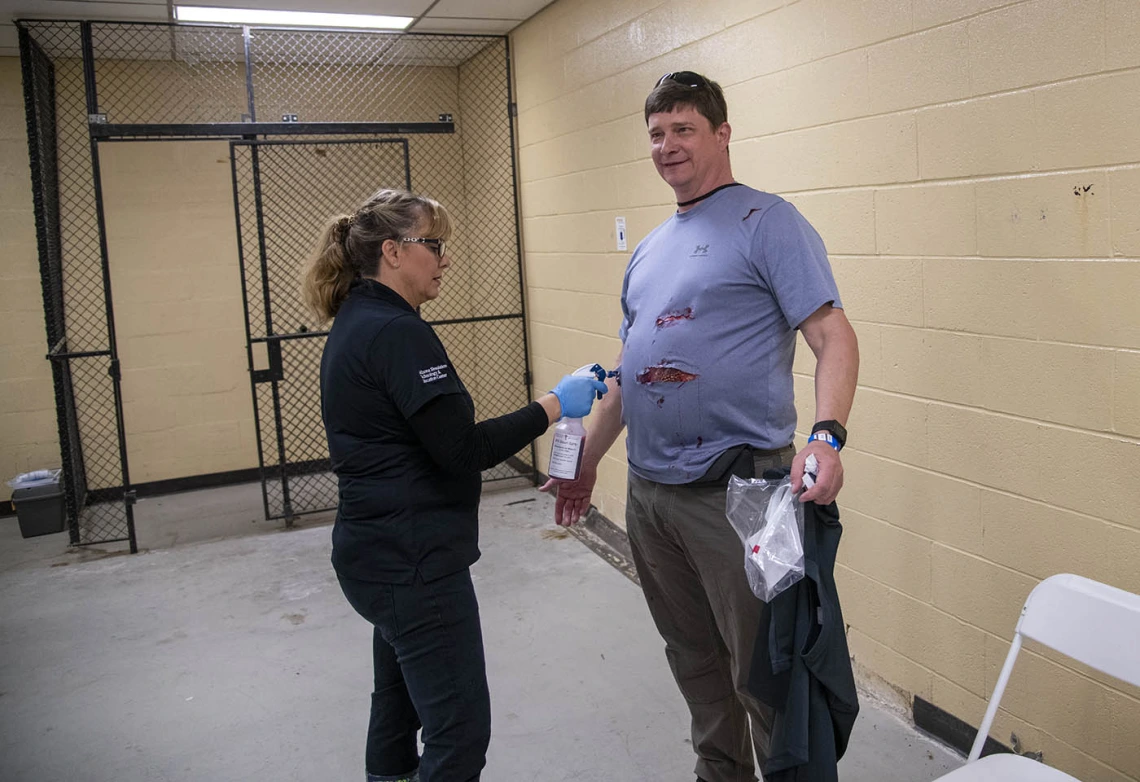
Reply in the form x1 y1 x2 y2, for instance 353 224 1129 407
803 453 819 489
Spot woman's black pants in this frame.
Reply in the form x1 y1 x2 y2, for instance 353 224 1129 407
337 568 491 782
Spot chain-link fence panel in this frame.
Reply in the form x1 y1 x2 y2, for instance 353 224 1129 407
91 23 249 125
50 357 89 543
416 40 534 483
435 318 535 482
21 22 132 547
239 139 410 337
21 30 63 348
67 356 131 545
22 22 112 355
22 27 86 543
233 139 410 519
456 40 523 321
249 30 491 124
20 20 533 537
248 338 333 520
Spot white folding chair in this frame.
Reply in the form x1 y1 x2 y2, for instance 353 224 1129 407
934 573 1140 781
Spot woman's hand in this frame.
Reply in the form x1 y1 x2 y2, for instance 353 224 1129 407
550 375 609 419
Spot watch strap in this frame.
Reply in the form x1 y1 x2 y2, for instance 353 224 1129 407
811 419 847 449
807 431 841 451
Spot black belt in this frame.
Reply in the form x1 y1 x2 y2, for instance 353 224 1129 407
685 444 790 488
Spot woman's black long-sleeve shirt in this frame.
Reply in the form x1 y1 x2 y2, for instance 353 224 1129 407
321 278 547 584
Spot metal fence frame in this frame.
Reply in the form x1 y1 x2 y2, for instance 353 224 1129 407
17 18 536 549
230 137 414 523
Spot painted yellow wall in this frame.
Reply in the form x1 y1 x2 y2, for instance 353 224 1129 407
0 57 59 507
512 1 1140 779
99 140 256 484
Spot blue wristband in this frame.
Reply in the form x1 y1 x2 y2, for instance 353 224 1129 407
807 431 841 451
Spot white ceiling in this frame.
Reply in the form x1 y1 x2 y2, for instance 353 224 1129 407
1 0 554 56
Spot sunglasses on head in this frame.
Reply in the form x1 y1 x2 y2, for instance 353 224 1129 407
401 237 446 257
655 71 710 89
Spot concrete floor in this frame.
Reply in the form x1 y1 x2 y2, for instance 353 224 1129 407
0 481 965 781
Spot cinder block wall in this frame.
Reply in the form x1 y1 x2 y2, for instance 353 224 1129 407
99 140 257 485
0 58 59 507
511 0 1140 778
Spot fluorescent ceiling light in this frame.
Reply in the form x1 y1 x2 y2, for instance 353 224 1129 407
174 6 414 29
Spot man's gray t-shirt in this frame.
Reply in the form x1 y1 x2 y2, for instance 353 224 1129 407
619 185 841 484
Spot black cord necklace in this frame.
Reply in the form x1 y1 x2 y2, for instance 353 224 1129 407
676 181 742 208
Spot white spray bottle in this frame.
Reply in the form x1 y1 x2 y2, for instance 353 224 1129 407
548 364 606 481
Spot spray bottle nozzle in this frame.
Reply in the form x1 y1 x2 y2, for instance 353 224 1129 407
573 363 610 399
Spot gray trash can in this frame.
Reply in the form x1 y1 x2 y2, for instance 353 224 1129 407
9 470 66 538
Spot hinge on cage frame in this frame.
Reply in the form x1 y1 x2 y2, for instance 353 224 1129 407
88 113 107 124
281 113 298 122
438 113 453 122
507 102 517 118
124 490 138 506
108 359 121 380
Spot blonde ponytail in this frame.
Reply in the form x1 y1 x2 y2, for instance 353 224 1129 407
301 214 356 322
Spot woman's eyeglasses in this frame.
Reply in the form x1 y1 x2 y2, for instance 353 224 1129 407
655 71 709 89
401 237 447 257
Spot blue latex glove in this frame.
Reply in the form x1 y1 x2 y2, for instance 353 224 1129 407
551 375 609 419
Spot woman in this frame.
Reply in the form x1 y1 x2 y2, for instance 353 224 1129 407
300 188 606 782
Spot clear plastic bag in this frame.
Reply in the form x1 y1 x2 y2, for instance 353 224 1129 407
7 469 61 489
725 474 805 602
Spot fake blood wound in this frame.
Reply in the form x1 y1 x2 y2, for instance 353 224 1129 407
636 366 699 384
655 307 694 328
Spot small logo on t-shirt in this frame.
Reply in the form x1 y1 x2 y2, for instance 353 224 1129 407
691 244 709 257
418 364 449 384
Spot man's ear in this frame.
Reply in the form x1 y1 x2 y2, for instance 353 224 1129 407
717 121 732 149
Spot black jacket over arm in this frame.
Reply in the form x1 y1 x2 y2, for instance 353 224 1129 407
747 493 860 782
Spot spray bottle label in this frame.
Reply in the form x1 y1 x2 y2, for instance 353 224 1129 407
548 429 585 480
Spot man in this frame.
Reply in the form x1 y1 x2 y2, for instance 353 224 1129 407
542 71 859 782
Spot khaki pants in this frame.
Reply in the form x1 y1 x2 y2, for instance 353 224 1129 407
626 446 794 782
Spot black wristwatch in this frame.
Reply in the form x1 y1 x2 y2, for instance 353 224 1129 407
811 420 847 450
